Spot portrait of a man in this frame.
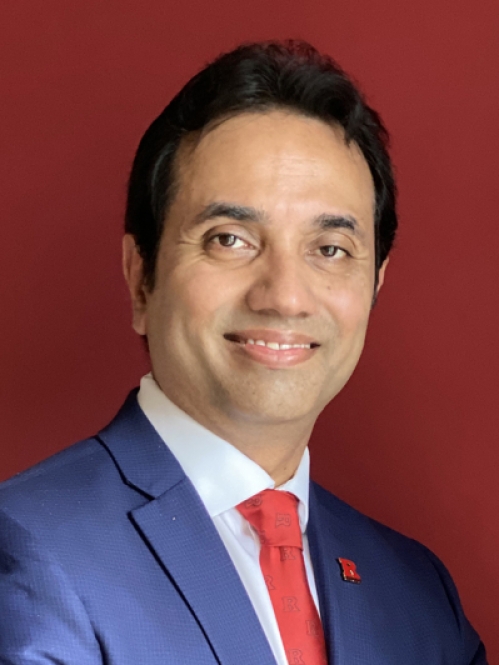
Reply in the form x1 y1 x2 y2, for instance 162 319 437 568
0 38 488 664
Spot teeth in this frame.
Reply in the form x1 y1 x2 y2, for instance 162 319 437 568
245 339 312 350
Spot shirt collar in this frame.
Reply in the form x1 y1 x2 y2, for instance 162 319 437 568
137 373 310 531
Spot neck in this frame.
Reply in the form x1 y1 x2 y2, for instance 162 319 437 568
210 419 313 486
217 419 312 487
163 389 314 486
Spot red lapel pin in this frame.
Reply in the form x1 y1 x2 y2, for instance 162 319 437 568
337 557 361 583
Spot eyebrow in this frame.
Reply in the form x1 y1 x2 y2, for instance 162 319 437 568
313 213 363 237
193 202 267 225
192 201 362 237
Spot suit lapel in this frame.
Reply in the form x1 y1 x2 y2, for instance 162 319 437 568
308 483 373 665
131 480 277 665
97 392 277 665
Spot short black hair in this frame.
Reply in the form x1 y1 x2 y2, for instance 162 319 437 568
125 40 397 288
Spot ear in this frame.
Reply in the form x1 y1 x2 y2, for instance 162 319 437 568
371 257 389 308
376 257 389 295
122 234 148 336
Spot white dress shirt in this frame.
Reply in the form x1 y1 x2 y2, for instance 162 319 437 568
137 373 320 665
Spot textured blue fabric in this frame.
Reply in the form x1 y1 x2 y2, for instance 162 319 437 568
0 391 487 664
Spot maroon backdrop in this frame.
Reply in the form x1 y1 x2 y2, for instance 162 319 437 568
2 0 498 658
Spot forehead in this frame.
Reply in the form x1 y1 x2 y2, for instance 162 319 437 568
172 110 375 230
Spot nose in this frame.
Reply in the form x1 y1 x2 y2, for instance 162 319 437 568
245 251 317 319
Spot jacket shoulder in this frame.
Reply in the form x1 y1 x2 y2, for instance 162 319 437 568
0 437 118 522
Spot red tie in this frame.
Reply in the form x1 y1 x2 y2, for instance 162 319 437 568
237 490 328 665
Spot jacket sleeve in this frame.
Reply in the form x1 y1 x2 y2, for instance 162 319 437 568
423 545 488 665
0 510 102 665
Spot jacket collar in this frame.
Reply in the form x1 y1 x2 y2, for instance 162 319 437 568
96 389 184 499
308 482 376 665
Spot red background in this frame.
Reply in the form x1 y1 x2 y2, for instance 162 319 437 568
1 0 498 658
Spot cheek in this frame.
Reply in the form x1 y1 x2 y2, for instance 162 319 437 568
324 278 373 338
171 267 242 329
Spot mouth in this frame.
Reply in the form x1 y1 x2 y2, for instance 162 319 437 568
223 330 320 368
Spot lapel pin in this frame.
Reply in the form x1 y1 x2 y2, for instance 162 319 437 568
337 557 361 583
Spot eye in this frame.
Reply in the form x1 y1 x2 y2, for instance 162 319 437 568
209 233 247 249
318 245 348 259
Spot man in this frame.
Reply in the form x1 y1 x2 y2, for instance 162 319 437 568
0 41 486 664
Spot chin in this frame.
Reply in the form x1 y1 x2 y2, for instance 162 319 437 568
224 382 324 425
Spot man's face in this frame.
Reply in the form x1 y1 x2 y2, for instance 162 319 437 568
126 110 386 429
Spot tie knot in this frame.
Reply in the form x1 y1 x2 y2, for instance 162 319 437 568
237 489 303 548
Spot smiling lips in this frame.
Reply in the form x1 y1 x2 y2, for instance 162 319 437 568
224 330 320 368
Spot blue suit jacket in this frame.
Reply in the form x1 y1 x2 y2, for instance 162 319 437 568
0 391 486 664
